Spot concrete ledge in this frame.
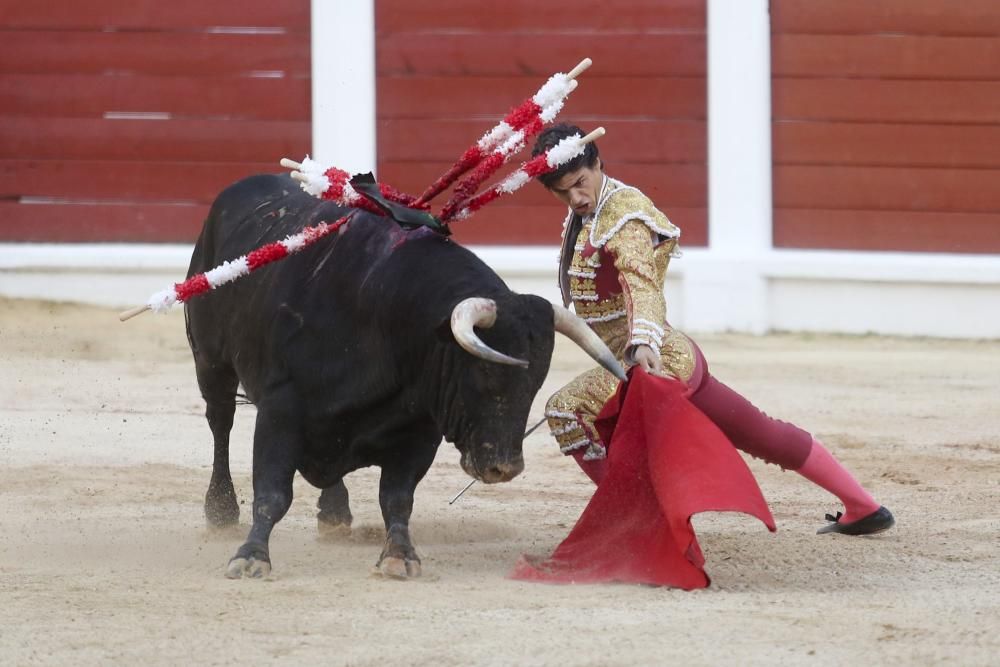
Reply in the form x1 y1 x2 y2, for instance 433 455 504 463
2 244 999 338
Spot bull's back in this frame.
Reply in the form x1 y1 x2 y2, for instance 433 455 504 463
188 174 346 275
184 171 512 400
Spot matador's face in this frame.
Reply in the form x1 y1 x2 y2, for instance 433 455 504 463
546 160 604 217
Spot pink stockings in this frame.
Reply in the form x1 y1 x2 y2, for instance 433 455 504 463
796 439 880 523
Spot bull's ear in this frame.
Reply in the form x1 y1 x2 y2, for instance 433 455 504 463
435 317 457 344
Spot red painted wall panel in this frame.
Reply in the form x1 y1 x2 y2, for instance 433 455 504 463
377 0 705 33
0 0 311 243
771 1 1000 253
771 0 1000 37
0 1 309 30
0 31 310 76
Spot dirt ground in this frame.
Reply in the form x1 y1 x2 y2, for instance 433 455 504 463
0 297 997 666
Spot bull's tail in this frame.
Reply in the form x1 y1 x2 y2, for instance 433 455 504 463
183 217 213 354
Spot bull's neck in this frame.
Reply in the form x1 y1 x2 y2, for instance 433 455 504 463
416 340 466 444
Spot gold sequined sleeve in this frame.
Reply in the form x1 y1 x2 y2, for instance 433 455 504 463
604 220 667 359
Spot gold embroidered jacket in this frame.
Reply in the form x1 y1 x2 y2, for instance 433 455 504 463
557 177 681 362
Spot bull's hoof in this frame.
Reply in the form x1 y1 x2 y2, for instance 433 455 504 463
317 517 352 541
374 556 421 579
225 556 271 580
205 488 240 529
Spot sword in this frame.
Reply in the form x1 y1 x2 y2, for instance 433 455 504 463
448 417 547 504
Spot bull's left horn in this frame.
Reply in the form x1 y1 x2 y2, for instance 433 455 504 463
450 298 529 367
552 305 627 381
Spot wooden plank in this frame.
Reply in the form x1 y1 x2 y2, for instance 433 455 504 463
772 34 1000 81
773 78 1000 124
0 201 208 243
447 205 708 246
771 0 1000 37
774 165 1000 213
377 33 706 77
0 1 310 30
377 76 705 120
773 208 1000 254
376 0 706 33
0 73 309 121
378 119 707 163
377 161 707 208
0 117 311 162
0 30 310 76
0 159 277 202
773 121 1000 169
447 206 563 245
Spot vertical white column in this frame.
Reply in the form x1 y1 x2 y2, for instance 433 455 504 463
707 0 773 254
310 0 377 174
681 0 773 333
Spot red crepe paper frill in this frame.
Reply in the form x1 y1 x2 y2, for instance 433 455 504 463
378 183 426 209
174 274 211 302
416 146 483 206
523 154 554 178
246 242 289 271
502 99 542 129
320 166 351 201
320 167 419 214
455 188 502 219
441 153 507 219
168 214 353 306
442 154 558 222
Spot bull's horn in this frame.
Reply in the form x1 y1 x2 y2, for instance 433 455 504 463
450 298 529 368
552 305 627 381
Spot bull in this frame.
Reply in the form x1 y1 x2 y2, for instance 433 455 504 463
184 174 624 579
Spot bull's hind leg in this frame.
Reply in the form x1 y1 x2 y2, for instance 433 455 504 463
317 479 353 539
375 440 438 579
195 360 240 528
226 402 300 579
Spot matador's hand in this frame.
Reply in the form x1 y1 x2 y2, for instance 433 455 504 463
632 345 668 377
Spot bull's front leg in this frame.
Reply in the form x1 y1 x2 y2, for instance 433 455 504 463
226 403 301 579
375 442 437 579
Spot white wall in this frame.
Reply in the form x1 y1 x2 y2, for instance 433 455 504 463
2 0 1000 339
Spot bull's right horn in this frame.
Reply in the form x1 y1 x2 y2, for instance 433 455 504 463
552 305 627 381
451 298 530 367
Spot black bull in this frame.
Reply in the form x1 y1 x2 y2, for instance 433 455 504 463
184 174 623 579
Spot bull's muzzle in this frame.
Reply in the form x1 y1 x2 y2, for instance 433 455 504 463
460 448 524 484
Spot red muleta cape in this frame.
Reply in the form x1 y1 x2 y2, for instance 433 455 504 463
510 369 776 589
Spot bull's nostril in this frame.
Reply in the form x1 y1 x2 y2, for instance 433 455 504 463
482 459 524 483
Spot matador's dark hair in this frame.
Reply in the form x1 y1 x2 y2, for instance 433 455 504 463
531 122 601 189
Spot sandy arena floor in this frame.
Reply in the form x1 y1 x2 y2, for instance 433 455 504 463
0 297 997 665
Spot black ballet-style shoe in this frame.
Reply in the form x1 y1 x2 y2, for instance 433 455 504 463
816 506 895 535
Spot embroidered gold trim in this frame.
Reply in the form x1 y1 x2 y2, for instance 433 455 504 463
573 293 626 322
589 184 680 249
